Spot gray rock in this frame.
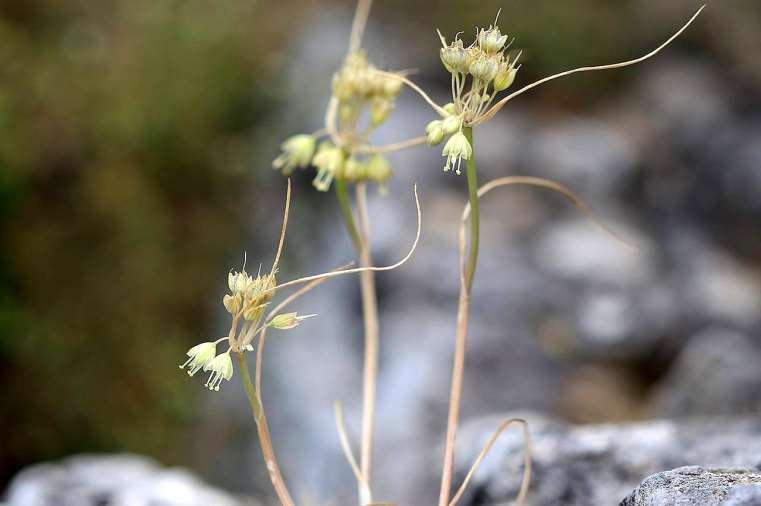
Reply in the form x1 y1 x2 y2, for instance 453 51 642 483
3 454 253 506
620 466 761 506
453 414 761 506
651 327 761 417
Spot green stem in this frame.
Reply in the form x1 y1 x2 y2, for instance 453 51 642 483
463 126 479 292
438 126 480 506
236 352 262 421
335 178 362 250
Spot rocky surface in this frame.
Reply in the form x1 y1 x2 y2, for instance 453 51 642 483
452 415 761 506
621 466 761 506
651 327 761 417
3 454 255 506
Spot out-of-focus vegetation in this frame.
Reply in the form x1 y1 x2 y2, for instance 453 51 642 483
0 0 299 485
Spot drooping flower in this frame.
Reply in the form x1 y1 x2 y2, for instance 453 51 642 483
203 350 234 391
312 142 345 192
272 134 316 175
179 341 218 377
442 131 472 175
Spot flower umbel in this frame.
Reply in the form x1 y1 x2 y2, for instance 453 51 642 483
442 131 472 175
179 341 218 377
203 350 234 391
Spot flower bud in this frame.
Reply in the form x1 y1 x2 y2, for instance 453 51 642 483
269 312 316 330
441 114 463 135
382 74 403 97
343 156 367 183
332 73 355 102
442 103 458 116
425 119 445 146
370 98 394 127
493 62 518 92
365 154 392 185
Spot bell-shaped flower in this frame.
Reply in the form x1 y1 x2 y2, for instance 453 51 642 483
203 351 234 391
272 134 316 175
442 131 472 175
179 341 218 377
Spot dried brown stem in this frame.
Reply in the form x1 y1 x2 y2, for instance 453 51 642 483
355 183 379 494
266 184 421 294
448 418 532 506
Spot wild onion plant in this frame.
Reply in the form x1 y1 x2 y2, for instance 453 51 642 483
180 179 420 505
183 1 705 504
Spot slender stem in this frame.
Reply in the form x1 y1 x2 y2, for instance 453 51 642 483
335 178 362 250
438 126 479 506
463 127 479 292
235 352 295 506
355 183 379 496
335 178 380 504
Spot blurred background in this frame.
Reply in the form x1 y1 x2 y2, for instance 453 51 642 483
1 0 760 504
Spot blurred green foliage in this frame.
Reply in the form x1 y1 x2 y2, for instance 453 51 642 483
0 0 291 484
